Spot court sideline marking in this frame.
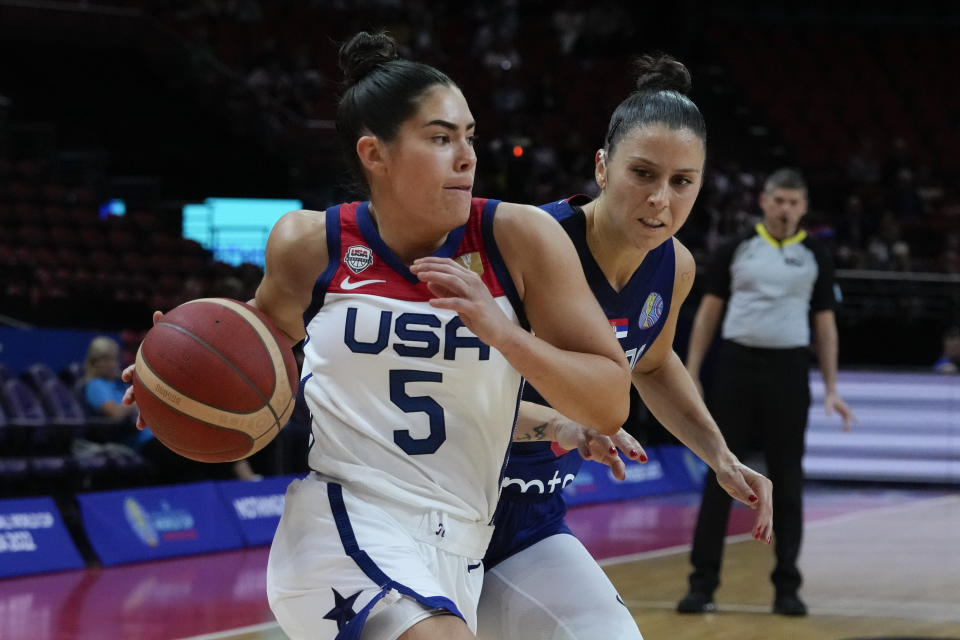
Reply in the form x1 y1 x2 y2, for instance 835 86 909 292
176 494 959 639
177 621 280 640
608 494 960 622
598 492 958 567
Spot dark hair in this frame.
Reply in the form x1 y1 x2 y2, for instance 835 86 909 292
603 54 706 157
764 168 808 196
336 31 454 197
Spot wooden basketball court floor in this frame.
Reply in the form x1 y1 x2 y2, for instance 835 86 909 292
1 484 958 640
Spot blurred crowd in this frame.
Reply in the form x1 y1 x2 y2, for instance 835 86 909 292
2 1 958 502
692 141 959 272
134 0 960 272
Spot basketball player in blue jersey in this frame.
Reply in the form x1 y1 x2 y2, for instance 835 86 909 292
124 32 630 640
475 56 774 640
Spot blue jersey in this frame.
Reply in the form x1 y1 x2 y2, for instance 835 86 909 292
485 196 677 567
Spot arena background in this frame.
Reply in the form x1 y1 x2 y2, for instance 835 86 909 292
0 2 958 639
2 1 959 361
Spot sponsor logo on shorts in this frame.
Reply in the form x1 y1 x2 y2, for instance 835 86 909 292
501 470 576 494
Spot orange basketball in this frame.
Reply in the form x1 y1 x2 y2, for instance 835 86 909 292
132 298 299 463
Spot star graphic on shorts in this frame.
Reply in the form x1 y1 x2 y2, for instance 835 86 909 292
323 588 361 630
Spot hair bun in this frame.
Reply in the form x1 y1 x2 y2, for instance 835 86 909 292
633 54 692 95
339 31 400 86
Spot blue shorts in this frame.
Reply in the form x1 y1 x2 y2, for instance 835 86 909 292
484 494 572 569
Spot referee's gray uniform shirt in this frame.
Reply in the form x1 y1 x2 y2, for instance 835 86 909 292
707 223 837 347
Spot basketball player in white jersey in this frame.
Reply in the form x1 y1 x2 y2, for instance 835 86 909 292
124 31 630 640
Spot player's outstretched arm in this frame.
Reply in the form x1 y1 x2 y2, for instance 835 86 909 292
631 240 772 542
513 401 646 481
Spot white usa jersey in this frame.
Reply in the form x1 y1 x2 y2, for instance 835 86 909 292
302 198 525 525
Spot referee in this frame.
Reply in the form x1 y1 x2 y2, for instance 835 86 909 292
678 168 856 616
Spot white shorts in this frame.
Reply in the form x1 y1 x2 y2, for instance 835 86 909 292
267 474 492 640
476 533 643 640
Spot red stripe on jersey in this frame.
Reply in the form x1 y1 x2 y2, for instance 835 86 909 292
327 198 508 301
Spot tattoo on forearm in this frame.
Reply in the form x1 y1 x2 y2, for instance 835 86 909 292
516 422 550 442
532 423 548 441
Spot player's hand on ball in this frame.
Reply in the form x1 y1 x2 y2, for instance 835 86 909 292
120 364 146 430
132 299 297 462
121 310 164 430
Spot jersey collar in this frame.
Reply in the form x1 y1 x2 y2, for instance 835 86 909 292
756 222 806 248
356 201 467 284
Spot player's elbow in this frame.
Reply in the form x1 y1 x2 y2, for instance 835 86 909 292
591 365 631 435
591 406 629 437
607 393 632 436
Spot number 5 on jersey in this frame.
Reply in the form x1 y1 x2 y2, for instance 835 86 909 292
390 369 446 455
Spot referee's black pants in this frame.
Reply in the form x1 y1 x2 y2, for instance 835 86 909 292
687 340 811 598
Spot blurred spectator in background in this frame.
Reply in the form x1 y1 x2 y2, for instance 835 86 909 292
846 135 881 185
933 326 960 374
866 211 911 271
937 232 960 273
834 194 869 269
892 168 924 219
883 137 916 187
84 335 141 426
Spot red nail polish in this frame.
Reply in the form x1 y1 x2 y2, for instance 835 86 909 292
609 446 617 455
629 449 638 457
749 495 758 503
639 454 648 462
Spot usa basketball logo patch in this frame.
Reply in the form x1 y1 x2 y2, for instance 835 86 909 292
639 292 664 330
345 245 373 274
